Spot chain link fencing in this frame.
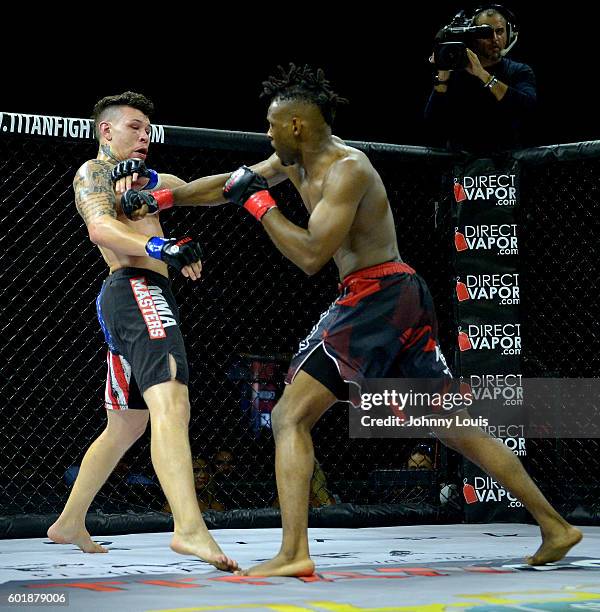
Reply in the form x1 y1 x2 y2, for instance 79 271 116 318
1 119 598 533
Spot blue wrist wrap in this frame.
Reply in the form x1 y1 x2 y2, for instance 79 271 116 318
144 169 159 190
145 236 167 260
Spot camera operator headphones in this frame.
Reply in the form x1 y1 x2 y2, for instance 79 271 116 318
471 4 519 55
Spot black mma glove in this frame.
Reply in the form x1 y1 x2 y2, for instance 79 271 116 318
121 189 174 219
111 159 159 189
145 236 203 272
223 166 277 221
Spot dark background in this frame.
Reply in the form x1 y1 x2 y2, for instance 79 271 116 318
2 2 595 148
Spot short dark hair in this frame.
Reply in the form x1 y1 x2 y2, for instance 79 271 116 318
92 91 154 138
473 7 506 25
261 64 348 127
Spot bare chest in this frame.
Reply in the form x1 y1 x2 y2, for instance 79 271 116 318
117 212 163 236
294 175 325 213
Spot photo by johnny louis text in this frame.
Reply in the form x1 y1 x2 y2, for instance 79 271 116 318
357 387 485 430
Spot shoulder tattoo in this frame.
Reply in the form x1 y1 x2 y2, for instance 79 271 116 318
74 160 117 225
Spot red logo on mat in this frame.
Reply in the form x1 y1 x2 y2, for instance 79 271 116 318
130 277 166 339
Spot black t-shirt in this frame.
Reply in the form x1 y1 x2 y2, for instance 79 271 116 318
424 57 537 153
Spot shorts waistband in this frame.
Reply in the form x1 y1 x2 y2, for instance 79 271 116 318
107 267 171 287
340 261 415 289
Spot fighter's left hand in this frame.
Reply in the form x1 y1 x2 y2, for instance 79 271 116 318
181 260 203 281
111 159 155 195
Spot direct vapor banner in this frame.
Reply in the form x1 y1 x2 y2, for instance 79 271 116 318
453 157 528 522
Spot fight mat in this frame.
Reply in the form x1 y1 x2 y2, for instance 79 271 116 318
1 523 599 611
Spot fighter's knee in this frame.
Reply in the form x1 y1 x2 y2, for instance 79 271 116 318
166 399 191 424
271 396 312 437
270 401 287 437
150 397 191 429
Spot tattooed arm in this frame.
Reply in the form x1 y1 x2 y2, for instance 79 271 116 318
74 159 153 255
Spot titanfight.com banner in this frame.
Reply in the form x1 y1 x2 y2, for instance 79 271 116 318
348 378 600 438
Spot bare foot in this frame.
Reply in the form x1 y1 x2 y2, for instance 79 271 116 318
527 524 583 565
47 522 108 553
235 554 315 577
170 532 238 572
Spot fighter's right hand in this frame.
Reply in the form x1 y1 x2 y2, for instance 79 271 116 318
111 159 159 194
121 189 175 220
223 166 278 221
145 236 203 278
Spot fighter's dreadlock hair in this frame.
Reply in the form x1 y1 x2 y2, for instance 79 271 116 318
261 64 348 127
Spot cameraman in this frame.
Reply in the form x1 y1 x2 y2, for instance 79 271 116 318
424 6 536 153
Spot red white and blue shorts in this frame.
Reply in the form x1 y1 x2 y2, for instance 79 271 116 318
96 267 189 410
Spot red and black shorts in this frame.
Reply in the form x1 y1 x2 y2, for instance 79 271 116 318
96 267 189 410
286 261 452 406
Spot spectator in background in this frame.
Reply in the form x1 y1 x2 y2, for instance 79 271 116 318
273 458 337 509
163 457 224 514
376 442 435 504
212 448 236 481
404 442 461 510
210 448 240 508
425 5 536 153
406 442 435 471
309 458 337 507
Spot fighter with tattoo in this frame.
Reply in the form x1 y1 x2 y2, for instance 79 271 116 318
47 92 238 571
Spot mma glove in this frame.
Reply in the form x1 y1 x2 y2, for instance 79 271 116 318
111 159 159 190
121 189 174 219
223 166 278 221
145 236 203 272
